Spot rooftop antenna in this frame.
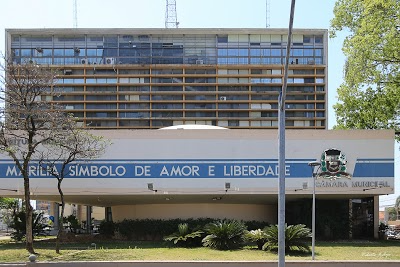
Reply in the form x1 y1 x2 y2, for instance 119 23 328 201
266 0 270 28
165 0 179 28
73 0 78 28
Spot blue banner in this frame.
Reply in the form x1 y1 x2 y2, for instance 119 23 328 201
0 159 393 179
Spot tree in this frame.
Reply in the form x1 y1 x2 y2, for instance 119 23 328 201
330 0 400 134
0 197 19 231
396 195 400 220
39 123 108 253
0 60 71 253
386 207 397 221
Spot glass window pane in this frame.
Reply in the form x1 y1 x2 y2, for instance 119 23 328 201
304 49 313 56
315 49 322 56
250 49 261 56
21 49 31 57
227 49 238 56
54 49 64 56
65 49 74 56
239 49 248 56
87 49 97 56
271 49 281 56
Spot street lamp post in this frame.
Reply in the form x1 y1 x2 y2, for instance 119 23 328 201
308 161 320 260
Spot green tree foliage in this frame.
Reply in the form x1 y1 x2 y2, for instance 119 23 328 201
163 223 204 247
386 207 397 221
262 224 312 253
0 198 19 230
10 211 47 241
330 0 400 134
395 195 400 220
202 220 247 250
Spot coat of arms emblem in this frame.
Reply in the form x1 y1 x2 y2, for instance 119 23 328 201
319 148 352 179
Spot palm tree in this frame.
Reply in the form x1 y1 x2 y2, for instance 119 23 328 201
262 224 312 253
202 220 247 250
163 223 203 247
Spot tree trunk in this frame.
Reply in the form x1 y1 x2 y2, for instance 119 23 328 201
56 179 65 254
24 176 35 254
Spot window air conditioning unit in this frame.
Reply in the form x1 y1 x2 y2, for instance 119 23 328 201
105 57 115 65
195 59 204 65
307 59 315 65
81 58 89 64
220 96 227 101
63 69 73 75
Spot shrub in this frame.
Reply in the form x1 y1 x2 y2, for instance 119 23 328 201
10 211 47 241
202 220 247 250
99 220 116 237
262 224 311 253
163 223 204 247
114 218 265 241
245 229 268 250
64 215 80 233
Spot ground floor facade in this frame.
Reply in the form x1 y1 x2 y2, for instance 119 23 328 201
0 129 395 239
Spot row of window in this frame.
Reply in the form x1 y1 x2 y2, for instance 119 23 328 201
63 102 325 109
14 56 324 66
13 34 323 44
83 119 325 128
71 111 325 118
56 68 323 75
55 94 324 102
14 47 323 58
55 77 324 84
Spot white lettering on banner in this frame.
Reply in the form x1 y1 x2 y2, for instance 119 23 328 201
6 166 19 176
223 165 290 176
208 165 215 176
68 165 126 177
160 165 200 177
135 166 151 176
6 165 57 177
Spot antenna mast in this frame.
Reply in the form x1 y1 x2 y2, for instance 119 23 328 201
266 0 270 28
73 0 78 28
165 0 179 28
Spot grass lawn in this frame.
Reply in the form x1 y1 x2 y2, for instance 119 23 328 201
0 238 399 262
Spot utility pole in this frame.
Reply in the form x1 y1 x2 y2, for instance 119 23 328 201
278 0 296 267
165 0 179 28
73 0 78 28
266 0 270 28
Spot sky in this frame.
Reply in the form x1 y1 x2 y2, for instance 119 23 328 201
0 0 398 207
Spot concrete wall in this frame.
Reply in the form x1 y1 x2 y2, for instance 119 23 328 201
112 204 276 222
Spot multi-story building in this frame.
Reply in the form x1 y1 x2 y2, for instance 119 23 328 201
5 28 327 129
5 28 392 240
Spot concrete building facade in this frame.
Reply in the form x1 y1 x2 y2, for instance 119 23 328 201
0 129 395 238
6 28 327 129
1 28 395 239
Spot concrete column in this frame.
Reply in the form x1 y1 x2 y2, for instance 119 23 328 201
374 196 379 239
52 202 59 231
105 207 112 222
86 205 92 234
348 199 353 239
